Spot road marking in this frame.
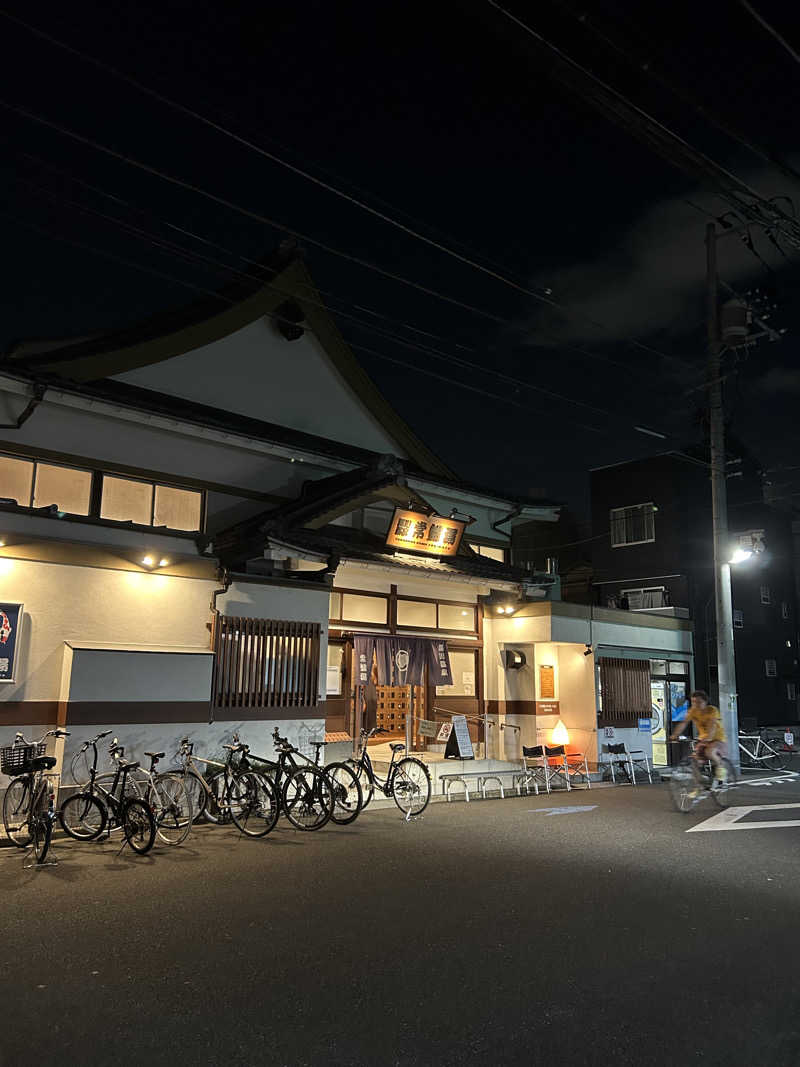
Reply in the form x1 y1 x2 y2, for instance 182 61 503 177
528 805 597 817
737 772 799 788
688 803 800 832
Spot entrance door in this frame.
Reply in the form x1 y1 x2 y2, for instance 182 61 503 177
651 677 690 766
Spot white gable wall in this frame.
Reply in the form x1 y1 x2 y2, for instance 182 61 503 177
115 317 408 456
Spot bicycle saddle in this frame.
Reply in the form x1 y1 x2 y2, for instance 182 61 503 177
145 751 165 759
26 755 57 772
311 741 326 749
117 759 139 771
390 743 406 753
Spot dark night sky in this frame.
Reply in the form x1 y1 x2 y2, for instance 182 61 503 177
2 0 800 518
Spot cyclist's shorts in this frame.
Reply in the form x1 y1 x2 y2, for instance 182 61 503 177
696 740 727 758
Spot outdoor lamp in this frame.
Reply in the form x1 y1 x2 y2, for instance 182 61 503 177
584 643 593 656
729 548 753 564
142 555 154 567
551 720 570 746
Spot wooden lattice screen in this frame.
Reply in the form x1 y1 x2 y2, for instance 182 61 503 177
213 616 321 709
598 657 650 724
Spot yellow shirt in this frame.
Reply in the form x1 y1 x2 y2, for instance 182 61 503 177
687 704 726 742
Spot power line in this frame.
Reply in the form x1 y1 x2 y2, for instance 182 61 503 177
738 1 800 67
0 9 695 371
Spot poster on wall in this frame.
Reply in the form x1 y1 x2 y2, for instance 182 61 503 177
0 602 23 684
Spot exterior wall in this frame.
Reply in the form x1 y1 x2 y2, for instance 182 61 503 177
116 317 406 456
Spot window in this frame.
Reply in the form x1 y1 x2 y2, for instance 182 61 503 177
788 682 797 702
733 609 744 629
100 475 202 530
760 585 771 605
437 650 476 695
326 643 345 696
765 659 777 678
0 454 91 515
33 463 92 515
397 600 436 628
340 593 388 625
468 542 506 563
621 586 666 609
153 484 202 531
610 503 655 547
212 616 320 708
782 601 790 620
438 603 476 631
0 455 33 505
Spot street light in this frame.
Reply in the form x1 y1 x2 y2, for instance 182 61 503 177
729 548 753 565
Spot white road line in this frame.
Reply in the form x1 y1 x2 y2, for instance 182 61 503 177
688 803 800 832
528 805 597 816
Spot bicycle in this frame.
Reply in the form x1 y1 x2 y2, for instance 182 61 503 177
109 739 193 845
239 729 335 831
668 738 737 813
346 727 431 818
173 737 278 838
738 732 790 772
58 731 157 854
2 728 69 864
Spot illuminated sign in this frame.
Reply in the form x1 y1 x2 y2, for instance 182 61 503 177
385 509 466 558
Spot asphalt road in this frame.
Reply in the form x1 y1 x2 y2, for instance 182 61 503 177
2 773 800 1067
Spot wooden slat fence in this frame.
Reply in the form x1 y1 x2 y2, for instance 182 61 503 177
212 616 321 709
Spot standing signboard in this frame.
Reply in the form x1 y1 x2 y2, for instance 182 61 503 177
444 714 475 759
0 602 23 684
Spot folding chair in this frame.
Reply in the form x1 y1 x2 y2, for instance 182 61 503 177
563 748 592 789
521 744 571 793
602 742 652 786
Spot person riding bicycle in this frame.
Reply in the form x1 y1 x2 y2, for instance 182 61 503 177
670 689 727 791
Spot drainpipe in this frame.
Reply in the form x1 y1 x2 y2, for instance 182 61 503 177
0 384 46 428
208 569 232 725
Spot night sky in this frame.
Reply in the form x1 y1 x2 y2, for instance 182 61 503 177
2 0 800 518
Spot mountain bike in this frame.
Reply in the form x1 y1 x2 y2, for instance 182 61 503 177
108 739 193 845
668 738 737 813
346 727 431 818
173 737 278 837
239 729 335 831
58 732 156 854
738 732 790 771
2 728 69 864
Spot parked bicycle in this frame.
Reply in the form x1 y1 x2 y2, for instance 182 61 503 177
2 728 69 864
173 737 278 837
109 739 193 845
738 732 791 772
58 730 157 854
346 727 431 818
668 738 737 813
239 729 336 831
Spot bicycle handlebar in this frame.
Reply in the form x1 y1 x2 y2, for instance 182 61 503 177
13 728 70 746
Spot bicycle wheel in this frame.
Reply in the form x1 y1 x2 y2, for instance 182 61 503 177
149 773 193 845
122 798 156 854
326 762 363 825
668 761 699 813
59 793 107 840
709 758 737 808
182 770 209 822
230 772 279 838
760 741 789 772
3 777 33 847
31 813 52 864
282 767 333 830
344 759 375 809
206 771 235 824
391 758 431 817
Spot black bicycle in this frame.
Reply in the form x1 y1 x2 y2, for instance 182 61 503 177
346 727 431 818
239 729 338 831
2 728 69 864
59 731 157 854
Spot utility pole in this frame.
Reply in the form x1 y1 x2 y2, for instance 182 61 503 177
706 222 740 771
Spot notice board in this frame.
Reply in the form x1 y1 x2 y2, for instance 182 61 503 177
444 714 475 759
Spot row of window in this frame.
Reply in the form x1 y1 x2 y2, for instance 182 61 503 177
0 453 203 532
329 590 477 633
733 599 790 628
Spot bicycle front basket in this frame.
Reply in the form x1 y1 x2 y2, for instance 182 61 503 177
0 742 47 776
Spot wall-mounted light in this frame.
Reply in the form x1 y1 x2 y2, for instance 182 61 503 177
0 540 5 548
584 643 593 657
142 556 154 567
502 649 527 670
551 719 570 746
158 559 169 567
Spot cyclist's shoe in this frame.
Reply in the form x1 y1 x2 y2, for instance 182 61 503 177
711 767 728 790
687 788 701 800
